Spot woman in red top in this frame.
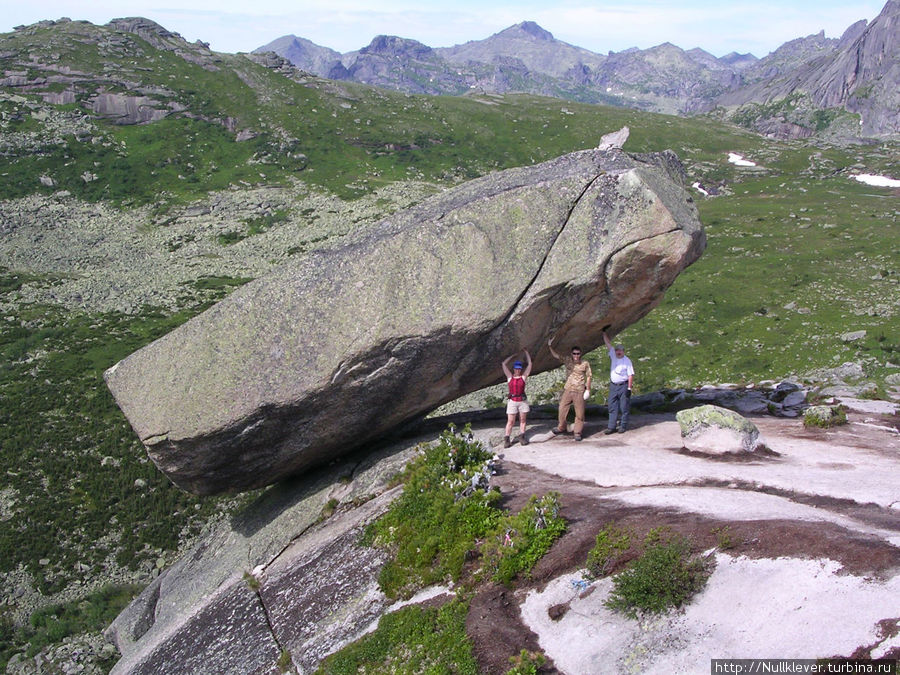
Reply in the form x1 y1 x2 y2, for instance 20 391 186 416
502 349 532 448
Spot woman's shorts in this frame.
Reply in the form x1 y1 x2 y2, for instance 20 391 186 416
506 399 530 415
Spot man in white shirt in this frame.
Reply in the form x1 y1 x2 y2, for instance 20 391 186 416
602 330 635 434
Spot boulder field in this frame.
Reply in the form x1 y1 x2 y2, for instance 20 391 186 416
105 144 705 494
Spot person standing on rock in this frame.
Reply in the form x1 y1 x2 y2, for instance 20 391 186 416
502 349 532 448
548 337 592 441
602 330 634 434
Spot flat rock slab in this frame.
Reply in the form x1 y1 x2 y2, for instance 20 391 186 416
107 411 900 675
105 146 704 494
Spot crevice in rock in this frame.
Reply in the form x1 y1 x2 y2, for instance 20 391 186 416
249 578 294 673
491 172 608 333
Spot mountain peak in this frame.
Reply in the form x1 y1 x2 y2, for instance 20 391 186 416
361 35 433 57
503 21 555 41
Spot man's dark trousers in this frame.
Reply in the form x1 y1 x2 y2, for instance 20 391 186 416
608 381 630 431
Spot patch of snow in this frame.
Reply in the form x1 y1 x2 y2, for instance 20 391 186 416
727 153 756 167
691 182 709 196
851 174 900 188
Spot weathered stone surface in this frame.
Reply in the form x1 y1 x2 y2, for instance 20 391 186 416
106 438 416 675
105 146 705 494
676 404 761 454
91 92 169 124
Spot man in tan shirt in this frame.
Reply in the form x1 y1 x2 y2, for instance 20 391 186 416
548 337 592 441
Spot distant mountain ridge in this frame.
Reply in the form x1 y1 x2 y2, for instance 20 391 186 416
255 1 899 138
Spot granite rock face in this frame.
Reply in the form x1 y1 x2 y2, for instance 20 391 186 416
105 145 705 494
105 438 417 675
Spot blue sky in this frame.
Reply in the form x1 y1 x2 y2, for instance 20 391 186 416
2 1 887 58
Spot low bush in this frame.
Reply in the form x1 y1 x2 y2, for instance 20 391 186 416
585 524 632 579
365 425 568 597
803 405 848 428
484 492 566 585
605 529 711 618
363 425 502 599
506 649 546 675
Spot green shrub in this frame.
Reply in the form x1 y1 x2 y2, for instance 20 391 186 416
803 405 848 428
364 425 501 599
605 529 711 618
482 394 504 408
485 492 567 585
364 426 567 596
506 649 546 675
585 524 632 579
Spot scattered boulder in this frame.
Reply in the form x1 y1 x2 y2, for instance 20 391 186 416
803 405 847 428
840 330 867 342
105 145 705 495
597 125 629 150
676 404 761 454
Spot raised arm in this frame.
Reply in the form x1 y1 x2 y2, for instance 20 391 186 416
547 336 562 361
602 329 612 350
522 349 533 378
501 353 514 380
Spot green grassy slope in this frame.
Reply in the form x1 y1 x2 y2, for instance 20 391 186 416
619 143 898 392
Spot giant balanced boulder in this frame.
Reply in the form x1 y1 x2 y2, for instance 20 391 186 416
105 145 705 494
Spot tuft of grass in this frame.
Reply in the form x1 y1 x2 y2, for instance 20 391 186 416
319 498 339 521
314 599 478 675
711 526 735 550
605 529 712 618
277 649 293 673
243 571 260 592
506 649 546 675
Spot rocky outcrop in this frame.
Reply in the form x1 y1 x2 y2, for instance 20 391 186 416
91 92 169 124
106 434 418 675
717 0 899 137
105 144 705 495
676 404 762 454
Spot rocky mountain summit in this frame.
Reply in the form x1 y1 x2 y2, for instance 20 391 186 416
719 0 899 137
257 1 899 137
105 141 705 495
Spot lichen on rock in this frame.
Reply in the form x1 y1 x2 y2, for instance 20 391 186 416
676 404 761 454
